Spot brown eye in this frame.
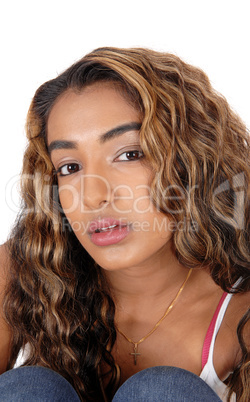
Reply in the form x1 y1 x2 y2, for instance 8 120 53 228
57 163 81 176
116 150 144 161
126 151 141 160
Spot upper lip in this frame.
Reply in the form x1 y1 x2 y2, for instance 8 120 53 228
88 218 129 234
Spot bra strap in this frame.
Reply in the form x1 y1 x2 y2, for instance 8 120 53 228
201 292 227 369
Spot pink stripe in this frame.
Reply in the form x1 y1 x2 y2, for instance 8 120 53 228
201 292 227 369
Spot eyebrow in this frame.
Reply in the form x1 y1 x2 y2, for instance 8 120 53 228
47 122 142 154
100 122 141 143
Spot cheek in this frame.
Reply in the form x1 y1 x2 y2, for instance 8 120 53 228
155 216 174 239
132 185 154 214
58 183 81 217
112 182 154 215
146 213 174 240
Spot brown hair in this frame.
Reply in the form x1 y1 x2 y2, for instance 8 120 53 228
4 47 249 401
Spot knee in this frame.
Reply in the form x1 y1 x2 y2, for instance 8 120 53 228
0 366 80 401
113 366 222 401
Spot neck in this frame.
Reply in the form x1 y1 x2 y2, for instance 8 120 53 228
103 247 191 308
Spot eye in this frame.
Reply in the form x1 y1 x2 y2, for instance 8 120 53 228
56 163 81 176
115 150 144 162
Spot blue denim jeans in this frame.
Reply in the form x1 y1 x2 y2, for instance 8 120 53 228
0 366 80 401
0 366 222 401
112 366 222 401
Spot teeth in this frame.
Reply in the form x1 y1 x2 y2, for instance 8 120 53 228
95 224 117 233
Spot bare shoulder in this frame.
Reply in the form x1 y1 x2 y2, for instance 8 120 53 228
223 288 249 362
227 289 250 339
214 285 249 379
0 242 12 326
228 290 249 323
0 243 10 285
0 244 12 373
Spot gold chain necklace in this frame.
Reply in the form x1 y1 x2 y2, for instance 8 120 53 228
116 268 192 365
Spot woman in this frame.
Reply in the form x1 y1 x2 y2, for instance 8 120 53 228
0 47 249 401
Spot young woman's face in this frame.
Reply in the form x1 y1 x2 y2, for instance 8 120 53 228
47 83 174 271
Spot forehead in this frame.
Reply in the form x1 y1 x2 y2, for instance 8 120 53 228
47 83 141 144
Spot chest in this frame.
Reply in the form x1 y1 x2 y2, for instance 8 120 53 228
110 304 237 386
112 315 206 385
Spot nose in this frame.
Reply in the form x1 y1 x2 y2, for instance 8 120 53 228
81 173 112 211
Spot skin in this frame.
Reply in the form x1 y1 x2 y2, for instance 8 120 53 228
48 84 174 273
0 82 248 387
47 82 249 385
0 245 11 374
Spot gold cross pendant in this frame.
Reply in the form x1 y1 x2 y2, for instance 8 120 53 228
130 343 141 365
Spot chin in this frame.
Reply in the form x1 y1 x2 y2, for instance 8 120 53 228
93 255 134 272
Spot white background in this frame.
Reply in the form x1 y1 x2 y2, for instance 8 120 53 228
0 0 249 243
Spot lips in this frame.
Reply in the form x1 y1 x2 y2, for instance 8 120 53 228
88 218 128 234
88 218 130 246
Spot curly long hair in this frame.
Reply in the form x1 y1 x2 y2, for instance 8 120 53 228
4 47 249 401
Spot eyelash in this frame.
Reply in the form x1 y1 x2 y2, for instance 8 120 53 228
115 149 144 162
55 149 144 177
55 163 81 177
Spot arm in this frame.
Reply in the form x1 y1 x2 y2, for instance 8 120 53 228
230 293 250 401
0 244 12 374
